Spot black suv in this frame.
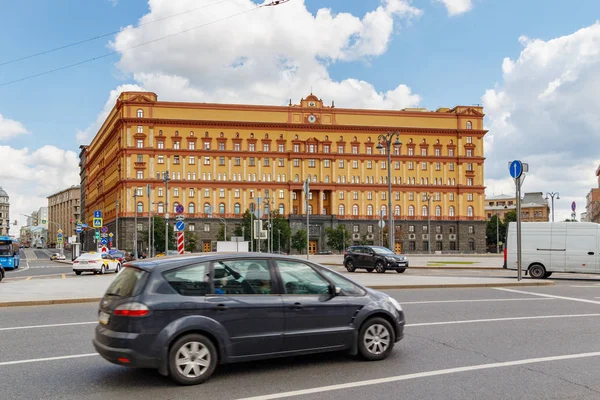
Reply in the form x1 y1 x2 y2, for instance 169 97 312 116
344 246 408 273
93 253 405 385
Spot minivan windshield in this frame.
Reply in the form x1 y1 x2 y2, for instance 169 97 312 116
371 246 395 255
105 267 148 297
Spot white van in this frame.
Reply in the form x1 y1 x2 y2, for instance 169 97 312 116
504 222 600 278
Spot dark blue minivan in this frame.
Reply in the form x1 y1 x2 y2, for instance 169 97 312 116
93 253 405 385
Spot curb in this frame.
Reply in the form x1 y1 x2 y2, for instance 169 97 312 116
321 263 503 270
0 298 102 308
0 281 554 307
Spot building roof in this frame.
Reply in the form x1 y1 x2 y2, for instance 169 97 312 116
485 194 514 201
521 192 548 206
0 186 8 198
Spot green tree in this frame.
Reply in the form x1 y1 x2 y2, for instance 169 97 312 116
325 225 350 253
216 224 229 241
486 215 502 247
359 234 371 245
270 211 291 252
233 210 252 241
291 229 307 253
140 216 175 254
504 211 517 225
185 230 198 252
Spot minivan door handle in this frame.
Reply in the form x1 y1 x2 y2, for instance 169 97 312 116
588 252 595 255
291 302 303 310
216 304 228 311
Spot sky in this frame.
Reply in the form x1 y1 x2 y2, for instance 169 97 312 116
1 0 600 229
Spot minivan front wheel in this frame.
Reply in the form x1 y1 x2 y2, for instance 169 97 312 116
345 260 356 272
375 261 386 273
169 334 217 385
528 264 547 279
358 317 395 361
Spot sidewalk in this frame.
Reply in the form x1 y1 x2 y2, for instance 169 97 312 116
310 254 504 269
22 248 38 261
0 271 552 307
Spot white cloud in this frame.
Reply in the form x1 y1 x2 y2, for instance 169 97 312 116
0 113 29 141
483 22 600 221
436 0 473 16
0 144 80 231
102 0 422 109
76 84 144 144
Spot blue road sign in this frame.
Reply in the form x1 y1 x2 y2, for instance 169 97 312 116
57 233 63 239
76 227 83 234
101 238 108 245
571 201 576 212
175 204 184 214
175 221 185 231
94 210 102 218
509 160 523 179
101 226 108 234
93 218 103 228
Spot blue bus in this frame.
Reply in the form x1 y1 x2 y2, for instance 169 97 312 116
0 236 20 270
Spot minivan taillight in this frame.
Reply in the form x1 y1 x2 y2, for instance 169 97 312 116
113 302 149 317
73 261 79 264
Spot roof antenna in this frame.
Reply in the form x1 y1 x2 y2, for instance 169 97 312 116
332 100 335 108
289 98 292 106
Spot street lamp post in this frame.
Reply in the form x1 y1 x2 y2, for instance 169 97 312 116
545 192 560 222
133 191 139 260
425 193 433 254
163 171 171 255
219 217 227 241
115 199 119 250
376 131 401 252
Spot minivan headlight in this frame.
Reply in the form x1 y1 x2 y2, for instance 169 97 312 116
388 296 403 312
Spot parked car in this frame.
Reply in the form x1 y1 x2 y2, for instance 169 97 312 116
73 252 122 275
125 252 147 262
108 250 126 264
317 250 334 255
344 246 408 273
0 265 4 282
50 253 66 261
93 253 405 385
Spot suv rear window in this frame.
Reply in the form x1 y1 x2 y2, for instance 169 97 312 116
105 267 149 298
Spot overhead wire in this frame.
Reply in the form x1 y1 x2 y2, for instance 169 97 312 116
0 0 234 67
0 2 269 88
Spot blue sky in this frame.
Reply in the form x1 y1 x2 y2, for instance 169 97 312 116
1 0 600 223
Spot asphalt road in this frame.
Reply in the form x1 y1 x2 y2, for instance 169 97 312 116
2 286 600 399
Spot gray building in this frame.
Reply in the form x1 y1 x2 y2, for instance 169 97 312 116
0 187 10 236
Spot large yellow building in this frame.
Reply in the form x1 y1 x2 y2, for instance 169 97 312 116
81 91 487 253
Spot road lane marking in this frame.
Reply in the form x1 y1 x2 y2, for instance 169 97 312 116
62 274 66 279
0 321 97 332
0 353 98 367
401 298 555 305
236 351 600 400
25 276 32 281
495 287 600 305
569 285 600 288
406 313 600 327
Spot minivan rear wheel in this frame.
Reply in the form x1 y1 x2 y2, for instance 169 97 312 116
169 334 217 385
528 263 547 279
358 317 395 361
345 260 356 272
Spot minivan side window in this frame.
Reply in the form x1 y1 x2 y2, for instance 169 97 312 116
212 259 272 295
163 263 209 296
320 269 365 296
276 260 330 295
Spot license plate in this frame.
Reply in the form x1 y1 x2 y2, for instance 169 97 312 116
80 261 88 265
99 311 110 325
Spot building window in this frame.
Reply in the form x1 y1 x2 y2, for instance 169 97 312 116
249 157 256 166
204 157 210 165
421 148 427 156
234 143 241 151
353 225 359 233
263 143 270 152
408 205 415 216
218 142 225 151
293 159 300 167
467 149 473 157
157 155 164 164
467 178 473 186
137 126 143 134
338 204 345 215
219 189 225 198
422 205 428 216
449 149 454 157
137 109 143 118
436 162 441 171
173 156 180 165
449 206 455 217
435 148 441 156
367 191 373 200
339 160 344 168
188 203 195 214
323 145 330 153
234 203 241 214
173 188 179 197
189 223 195 232
204 223 210 232
467 206 474 217
339 191 344 200
421 162 427 171
293 144 300 152
188 141 195 150
278 158 285 167
136 140 143 148
189 156 195 165
157 141 164 149
308 159 316 168
220 157 226 166
136 202 143 213
408 162 414 170
174 141 180 150
466 121 472 130
278 144 285 152
158 188 163 197
279 190 284 199
381 161 387 170
435 206 441 217
219 203 225 214
408 148 414 156
338 145 344 153
158 202 164 213
467 193 473 201
234 157 241 166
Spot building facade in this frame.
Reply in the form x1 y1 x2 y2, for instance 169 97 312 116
0 187 9 236
47 186 81 247
82 91 487 253
485 192 550 222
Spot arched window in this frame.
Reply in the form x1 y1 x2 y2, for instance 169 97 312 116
325 175 330 183
352 204 359 215
295 174 299 182
380 205 387 216
282 174 286 182
435 205 441 217
137 202 143 213
356 176 360 184
338 204 345 215
262 173 266 182
157 202 164 213
351 176 355 184
422 205 428 216
342 176 346 183
189 203 195 214
264 204 270 215
394 205 401 216
367 205 373 216
137 109 143 118
234 203 241 214
466 121 472 129
313 174 317 182
449 206 455 217
408 205 415 216
308 205 313 215
279 204 285 215
219 203 226 214
467 206 474 217
204 203 211 215
277 174 281 182
173 202 180 213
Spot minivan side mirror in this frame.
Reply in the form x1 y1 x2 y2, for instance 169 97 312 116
330 285 342 296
